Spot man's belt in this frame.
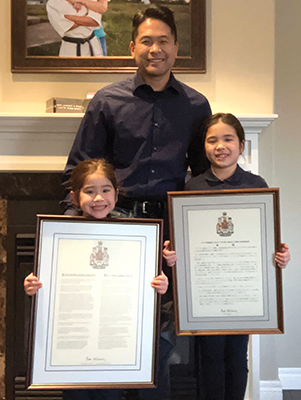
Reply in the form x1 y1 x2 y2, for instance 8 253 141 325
117 195 167 215
62 31 95 56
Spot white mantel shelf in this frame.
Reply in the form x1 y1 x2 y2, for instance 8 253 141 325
0 113 278 172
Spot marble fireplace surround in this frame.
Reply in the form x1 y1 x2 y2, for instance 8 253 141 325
0 113 278 399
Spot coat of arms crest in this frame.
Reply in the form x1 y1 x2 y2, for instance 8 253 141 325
90 241 109 269
216 212 234 237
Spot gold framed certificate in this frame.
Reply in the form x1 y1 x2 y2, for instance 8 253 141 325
167 188 284 335
27 215 163 389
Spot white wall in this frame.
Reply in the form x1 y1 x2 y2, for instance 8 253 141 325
259 0 301 382
0 0 274 114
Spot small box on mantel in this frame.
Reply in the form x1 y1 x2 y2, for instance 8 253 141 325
46 97 84 113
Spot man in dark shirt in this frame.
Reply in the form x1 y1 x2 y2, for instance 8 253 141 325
62 6 211 215
62 5 211 400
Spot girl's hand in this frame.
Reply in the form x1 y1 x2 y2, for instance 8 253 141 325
275 243 290 269
163 240 177 267
151 272 169 295
24 273 42 296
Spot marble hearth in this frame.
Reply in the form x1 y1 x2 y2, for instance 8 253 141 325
0 113 278 400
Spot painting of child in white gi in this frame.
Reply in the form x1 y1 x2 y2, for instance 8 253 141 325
46 0 108 57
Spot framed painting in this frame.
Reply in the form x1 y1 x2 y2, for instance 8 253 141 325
12 0 206 73
27 215 163 389
167 188 284 336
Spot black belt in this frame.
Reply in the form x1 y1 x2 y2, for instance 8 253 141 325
117 196 167 215
62 31 95 56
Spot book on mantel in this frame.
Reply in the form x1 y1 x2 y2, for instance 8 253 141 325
46 97 91 113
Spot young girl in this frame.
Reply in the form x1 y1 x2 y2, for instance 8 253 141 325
181 113 290 400
24 158 172 400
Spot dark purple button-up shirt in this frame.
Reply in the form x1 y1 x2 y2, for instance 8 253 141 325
62 72 211 211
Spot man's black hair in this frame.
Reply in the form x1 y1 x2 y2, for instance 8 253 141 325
132 5 177 43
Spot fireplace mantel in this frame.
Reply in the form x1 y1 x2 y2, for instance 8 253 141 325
0 113 278 173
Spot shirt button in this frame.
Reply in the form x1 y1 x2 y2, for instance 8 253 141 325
153 147 157 151
151 169 155 174
154 122 159 127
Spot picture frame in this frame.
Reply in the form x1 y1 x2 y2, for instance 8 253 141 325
167 188 284 336
12 0 206 74
27 215 163 389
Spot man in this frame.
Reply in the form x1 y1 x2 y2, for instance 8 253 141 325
63 5 211 215
62 5 211 399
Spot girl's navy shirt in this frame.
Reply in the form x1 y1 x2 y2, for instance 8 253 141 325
185 165 268 191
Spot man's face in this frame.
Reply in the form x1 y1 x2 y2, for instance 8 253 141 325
130 18 178 82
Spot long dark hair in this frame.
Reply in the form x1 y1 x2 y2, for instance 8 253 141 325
189 113 245 177
203 113 245 144
70 158 118 204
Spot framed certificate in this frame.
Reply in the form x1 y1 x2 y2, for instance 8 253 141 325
27 215 163 389
167 188 284 335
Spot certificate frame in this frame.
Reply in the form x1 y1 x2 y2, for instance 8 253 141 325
167 188 284 336
27 215 163 389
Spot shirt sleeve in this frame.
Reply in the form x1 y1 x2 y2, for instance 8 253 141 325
187 97 212 177
255 175 269 188
61 93 111 213
87 3 101 27
46 0 75 37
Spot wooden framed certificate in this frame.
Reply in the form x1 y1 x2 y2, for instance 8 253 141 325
27 215 163 389
167 188 284 335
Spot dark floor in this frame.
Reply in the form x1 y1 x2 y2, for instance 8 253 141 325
283 391 301 400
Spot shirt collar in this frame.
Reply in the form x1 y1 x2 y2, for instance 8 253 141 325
132 71 180 94
205 165 244 184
